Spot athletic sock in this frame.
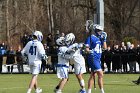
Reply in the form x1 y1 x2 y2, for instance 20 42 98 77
80 79 85 87
57 89 62 92
27 88 31 93
87 89 91 93
101 88 105 93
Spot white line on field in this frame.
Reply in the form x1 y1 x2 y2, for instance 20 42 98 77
108 81 123 82
0 87 25 90
0 85 51 90
108 80 129 83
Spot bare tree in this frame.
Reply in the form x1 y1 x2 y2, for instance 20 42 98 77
0 0 140 47
46 0 54 34
5 0 10 46
105 0 139 41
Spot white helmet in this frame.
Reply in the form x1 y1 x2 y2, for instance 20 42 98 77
65 33 75 46
33 31 43 41
56 37 65 46
93 24 104 36
93 24 104 31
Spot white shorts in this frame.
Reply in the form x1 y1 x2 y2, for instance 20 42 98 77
29 63 41 75
73 55 85 64
57 66 69 79
74 63 86 75
73 56 86 74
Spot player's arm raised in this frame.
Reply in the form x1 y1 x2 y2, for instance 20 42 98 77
100 31 107 50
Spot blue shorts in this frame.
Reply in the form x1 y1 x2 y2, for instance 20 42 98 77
87 56 102 71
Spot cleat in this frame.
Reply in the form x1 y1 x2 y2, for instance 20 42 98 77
132 80 139 85
79 89 86 93
35 88 42 93
55 90 62 93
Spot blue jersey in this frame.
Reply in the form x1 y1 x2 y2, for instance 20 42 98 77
85 34 102 71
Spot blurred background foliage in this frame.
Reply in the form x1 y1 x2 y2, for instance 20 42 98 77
0 0 139 48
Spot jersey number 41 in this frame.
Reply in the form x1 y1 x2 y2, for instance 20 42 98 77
29 46 37 55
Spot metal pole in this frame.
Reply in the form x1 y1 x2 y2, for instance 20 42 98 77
96 0 104 28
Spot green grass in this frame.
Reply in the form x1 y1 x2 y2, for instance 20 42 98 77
0 74 139 93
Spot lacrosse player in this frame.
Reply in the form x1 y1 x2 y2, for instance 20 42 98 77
21 31 47 93
64 33 86 93
54 36 70 93
85 20 106 93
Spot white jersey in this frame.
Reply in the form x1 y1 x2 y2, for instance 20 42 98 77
57 46 69 79
21 40 45 65
57 46 69 66
67 43 85 64
67 43 86 74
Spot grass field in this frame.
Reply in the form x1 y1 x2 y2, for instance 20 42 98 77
0 73 139 93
